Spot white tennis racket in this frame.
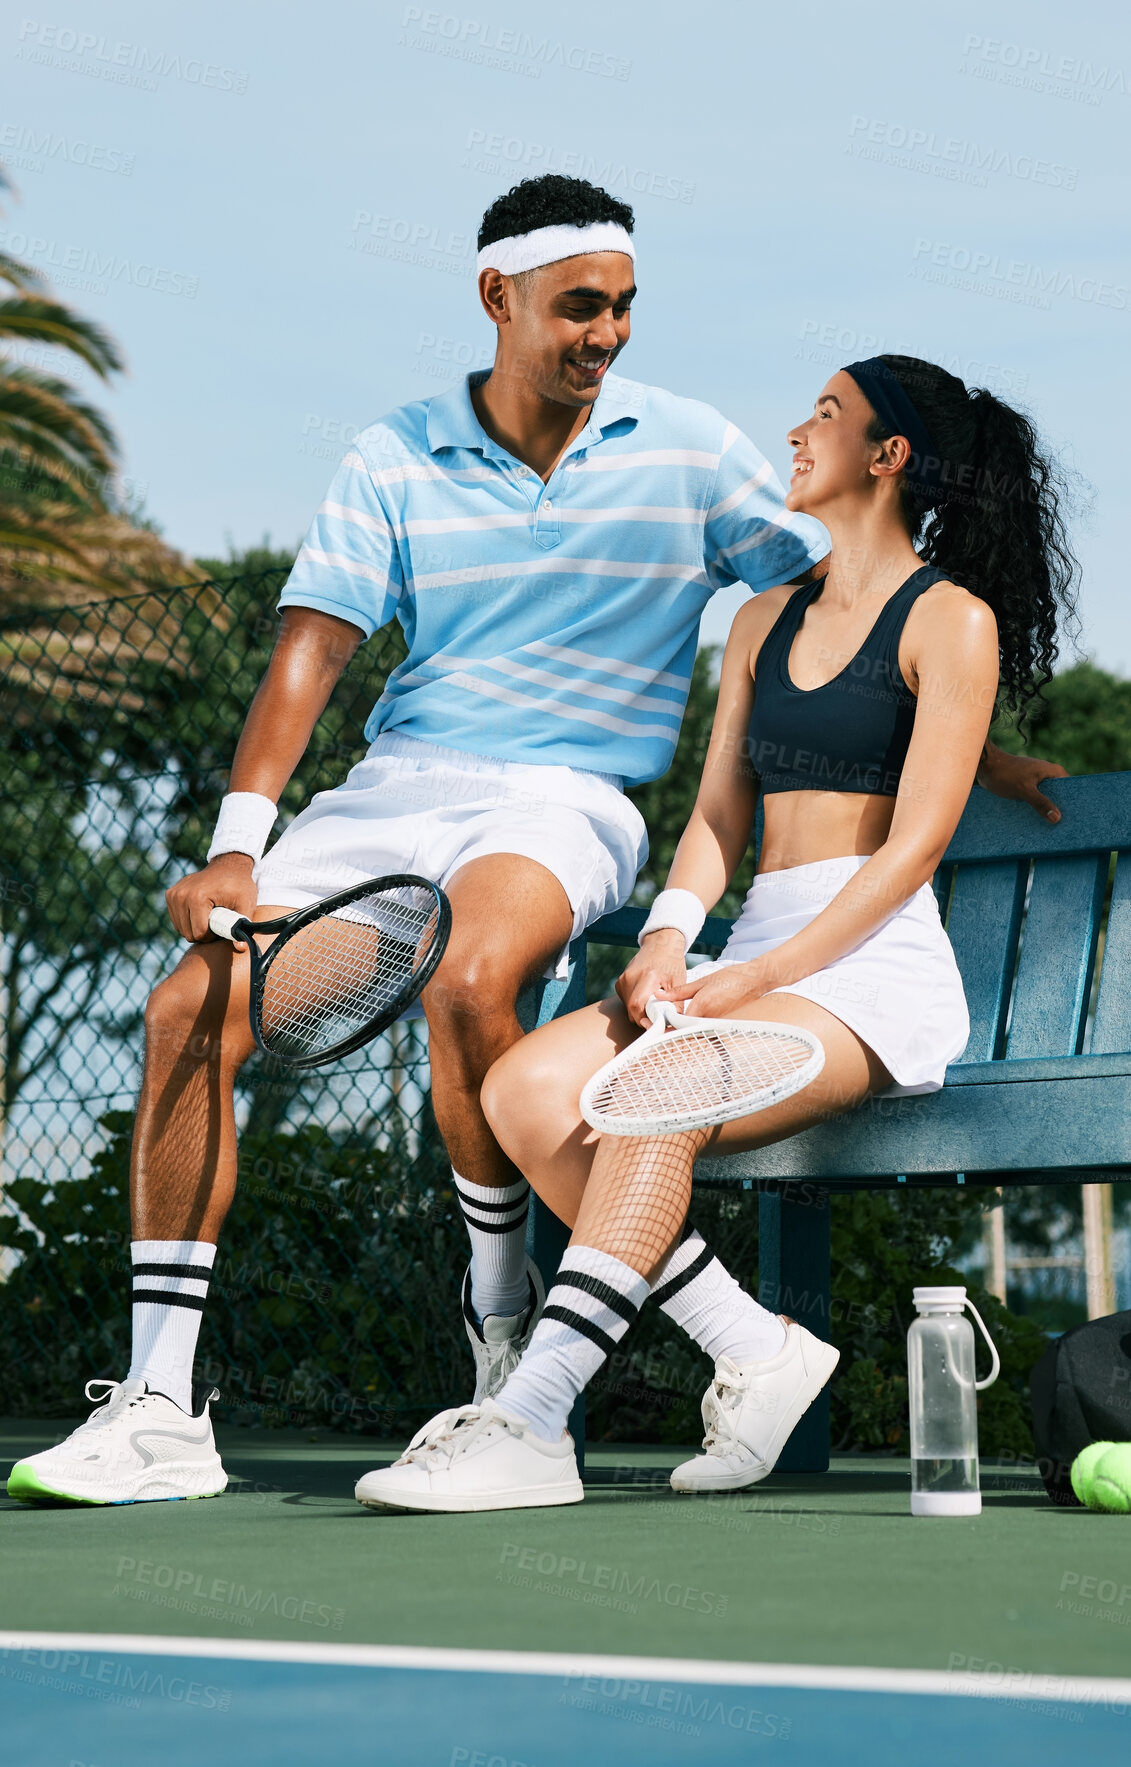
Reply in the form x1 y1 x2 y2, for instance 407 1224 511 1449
580 998 825 1136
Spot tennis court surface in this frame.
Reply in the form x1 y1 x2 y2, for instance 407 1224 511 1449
5 1420 1130 1764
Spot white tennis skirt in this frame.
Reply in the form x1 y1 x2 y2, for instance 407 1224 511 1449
687 855 970 1095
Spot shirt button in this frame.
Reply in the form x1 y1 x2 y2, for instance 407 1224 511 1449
543 498 553 509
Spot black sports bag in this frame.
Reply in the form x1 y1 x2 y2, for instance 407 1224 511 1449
1029 1310 1131 1504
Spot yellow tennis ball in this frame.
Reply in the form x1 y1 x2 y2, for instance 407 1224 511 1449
1071 1441 1115 1508
1090 1445 1131 1515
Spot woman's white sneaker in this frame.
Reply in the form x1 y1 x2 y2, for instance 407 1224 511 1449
6 1379 228 1505
355 1399 584 1514
670 1324 840 1493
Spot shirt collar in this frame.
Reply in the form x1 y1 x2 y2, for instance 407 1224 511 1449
425 371 493 453
425 369 641 456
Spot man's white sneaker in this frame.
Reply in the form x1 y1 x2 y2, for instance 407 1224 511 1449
355 1398 583 1514
463 1260 545 1403
670 1323 840 1494
6 1379 228 1505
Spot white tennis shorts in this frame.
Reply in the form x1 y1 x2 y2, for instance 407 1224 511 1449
254 732 647 981
688 855 970 1095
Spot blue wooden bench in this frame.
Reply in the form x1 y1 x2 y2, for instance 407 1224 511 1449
525 771 1131 1471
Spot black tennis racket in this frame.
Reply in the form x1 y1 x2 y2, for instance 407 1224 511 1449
208 874 450 1069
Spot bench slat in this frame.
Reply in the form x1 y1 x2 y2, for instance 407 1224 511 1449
1092 852 1131 1055
942 773 1131 861
944 860 1027 1061
1005 855 1107 1058
582 904 735 953
694 1069 1131 1181
944 1051 1131 1085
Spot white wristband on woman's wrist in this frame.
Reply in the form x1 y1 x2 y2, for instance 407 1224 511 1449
207 792 278 864
637 888 707 952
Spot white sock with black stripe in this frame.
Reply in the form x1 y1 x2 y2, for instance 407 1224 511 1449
454 1171 531 1322
650 1228 786 1363
496 1246 649 1442
127 1239 216 1412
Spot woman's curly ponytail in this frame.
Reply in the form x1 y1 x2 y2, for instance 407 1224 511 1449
866 355 1078 714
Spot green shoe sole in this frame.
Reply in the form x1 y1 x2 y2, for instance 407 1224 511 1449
6 1463 226 1506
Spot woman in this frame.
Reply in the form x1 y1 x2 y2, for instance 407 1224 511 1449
354 354 1076 1514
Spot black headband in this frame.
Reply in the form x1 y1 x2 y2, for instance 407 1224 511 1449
842 358 945 501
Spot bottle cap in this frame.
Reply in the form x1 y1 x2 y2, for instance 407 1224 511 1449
913 1285 967 1313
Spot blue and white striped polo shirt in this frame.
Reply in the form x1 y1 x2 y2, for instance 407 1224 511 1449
279 370 827 785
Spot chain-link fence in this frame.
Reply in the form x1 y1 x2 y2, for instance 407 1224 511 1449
1 568 475 1429
1 571 1049 1453
0 568 746 1439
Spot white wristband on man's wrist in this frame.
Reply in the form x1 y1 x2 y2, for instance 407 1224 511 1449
206 792 278 864
637 888 707 952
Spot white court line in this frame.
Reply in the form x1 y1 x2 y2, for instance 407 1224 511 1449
1 1632 1129 1708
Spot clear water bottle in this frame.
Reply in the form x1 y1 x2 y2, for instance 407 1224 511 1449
907 1285 1000 1516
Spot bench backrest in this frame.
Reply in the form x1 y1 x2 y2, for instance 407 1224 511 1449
939 774 1131 1063
583 773 1131 1068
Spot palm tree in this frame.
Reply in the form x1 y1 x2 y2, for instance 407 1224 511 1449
0 175 192 607
0 185 222 1193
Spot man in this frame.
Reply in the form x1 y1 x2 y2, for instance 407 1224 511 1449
8 175 1063 1505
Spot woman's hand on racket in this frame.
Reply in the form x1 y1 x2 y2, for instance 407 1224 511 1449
166 854 258 946
666 956 779 1020
616 930 688 1028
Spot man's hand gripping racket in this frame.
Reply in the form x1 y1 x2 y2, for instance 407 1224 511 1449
580 997 824 1136
208 874 450 1070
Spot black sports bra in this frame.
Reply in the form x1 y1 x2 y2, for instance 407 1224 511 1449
747 564 947 797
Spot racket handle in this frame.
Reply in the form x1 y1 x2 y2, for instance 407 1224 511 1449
208 906 249 942
645 997 681 1029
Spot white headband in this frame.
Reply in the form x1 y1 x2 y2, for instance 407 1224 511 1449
476 221 636 278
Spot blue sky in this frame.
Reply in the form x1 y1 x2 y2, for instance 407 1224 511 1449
5 0 1129 663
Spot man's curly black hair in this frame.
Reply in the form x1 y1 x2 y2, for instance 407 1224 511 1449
478 175 634 251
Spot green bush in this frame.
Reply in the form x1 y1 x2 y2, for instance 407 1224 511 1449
1 1110 1049 1455
587 1185 1048 1457
1 1109 468 1433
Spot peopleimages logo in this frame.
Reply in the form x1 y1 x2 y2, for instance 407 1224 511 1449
462 128 694 203
349 211 474 278
398 8 631 81
909 238 1129 314
847 115 1078 190
959 33 1130 105
0 1644 232 1710
15 20 249 93
793 319 1029 400
497 1544 729 1616
0 122 134 175
947 1652 1131 1713
0 229 198 298
412 331 495 383
114 1556 345 1629
558 1672 793 1739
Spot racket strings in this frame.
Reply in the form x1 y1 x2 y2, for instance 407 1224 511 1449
588 1025 816 1125
258 887 439 1058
